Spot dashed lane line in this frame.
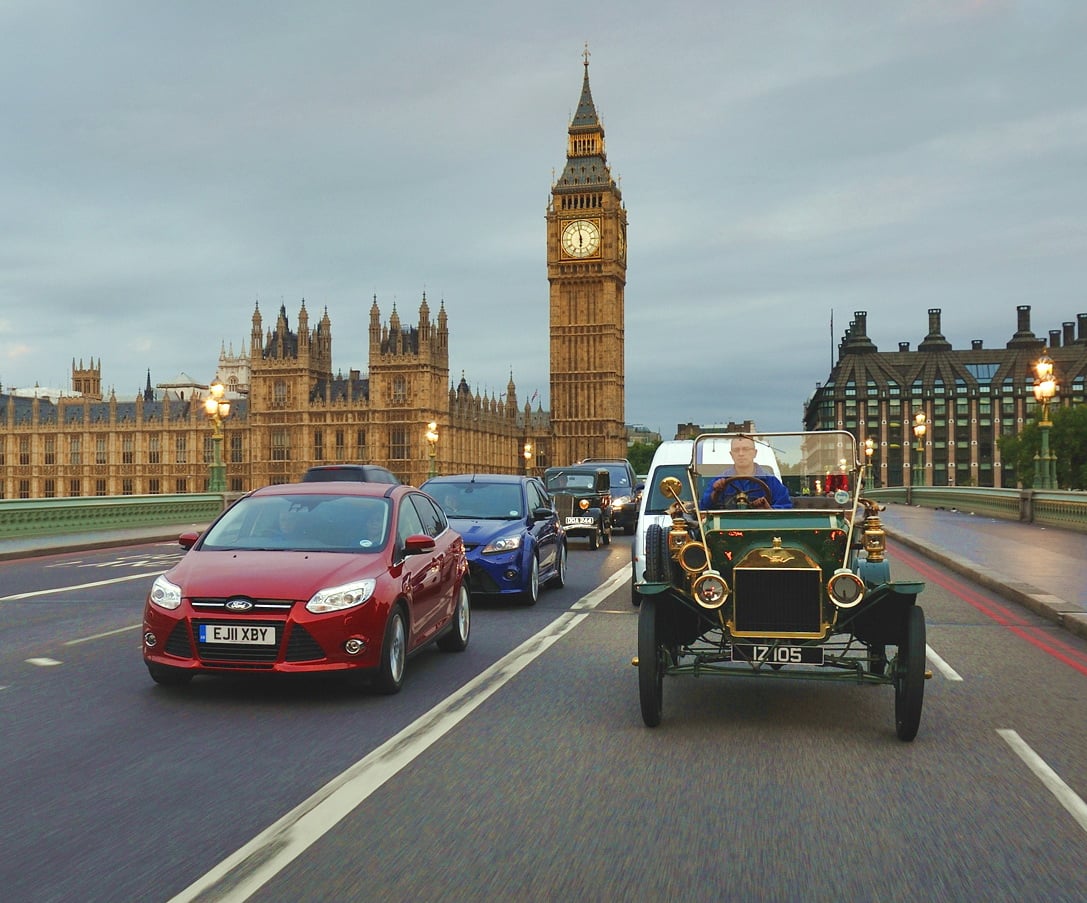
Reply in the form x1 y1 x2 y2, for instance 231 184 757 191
0 572 152 604
168 566 630 903
999 728 1087 835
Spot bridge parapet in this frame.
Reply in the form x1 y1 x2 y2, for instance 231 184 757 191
866 486 1087 534
0 493 238 539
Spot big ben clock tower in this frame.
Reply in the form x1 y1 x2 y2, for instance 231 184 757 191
547 48 628 466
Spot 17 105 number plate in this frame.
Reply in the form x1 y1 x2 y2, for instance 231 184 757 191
731 644 823 665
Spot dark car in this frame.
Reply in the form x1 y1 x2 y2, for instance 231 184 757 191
301 464 400 484
421 474 566 605
544 465 612 550
579 458 641 534
142 481 469 693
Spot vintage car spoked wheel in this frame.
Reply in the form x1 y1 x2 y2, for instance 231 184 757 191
643 523 671 582
588 529 600 550
638 596 664 727
894 605 926 741
710 475 774 509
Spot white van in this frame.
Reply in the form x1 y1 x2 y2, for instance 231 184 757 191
629 435 781 605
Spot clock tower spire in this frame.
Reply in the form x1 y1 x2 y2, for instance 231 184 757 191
547 49 628 466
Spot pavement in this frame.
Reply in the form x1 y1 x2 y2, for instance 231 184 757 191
2 506 1085 641
0 524 208 562
878 502 1087 641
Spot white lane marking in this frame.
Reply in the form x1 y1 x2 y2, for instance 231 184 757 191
27 657 62 667
926 644 963 681
998 729 1087 835
169 569 627 903
65 624 142 646
0 572 153 604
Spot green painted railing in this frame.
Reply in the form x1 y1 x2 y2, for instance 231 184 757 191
866 486 1087 533
0 494 236 539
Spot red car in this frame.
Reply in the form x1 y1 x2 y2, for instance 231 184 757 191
142 482 470 693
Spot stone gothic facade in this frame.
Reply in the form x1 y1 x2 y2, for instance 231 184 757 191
0 59 625 500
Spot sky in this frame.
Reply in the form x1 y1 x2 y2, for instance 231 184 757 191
2 0 1085 436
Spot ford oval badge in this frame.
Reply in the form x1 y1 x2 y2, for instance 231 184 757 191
225 598 254 612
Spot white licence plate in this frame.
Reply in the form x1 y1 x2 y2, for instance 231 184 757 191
731 644 823 665
199 623 277 645
565 516 596 526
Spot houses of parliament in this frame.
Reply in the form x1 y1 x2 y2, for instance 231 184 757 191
0 58 628 499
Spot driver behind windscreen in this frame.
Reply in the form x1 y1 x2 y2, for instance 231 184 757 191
700 435 792 509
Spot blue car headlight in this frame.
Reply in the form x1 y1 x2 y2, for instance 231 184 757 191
306 579 377 613
482 533 523 555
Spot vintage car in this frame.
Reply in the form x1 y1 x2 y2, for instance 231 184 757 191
579 458 641 534
544 465 612 550
633 431 928 741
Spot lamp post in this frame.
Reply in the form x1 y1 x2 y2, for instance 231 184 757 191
1032 350 1058 490
523 440 533 476
864 438 875 492
912 412 927 489
425 421 439 479
203 379 231 492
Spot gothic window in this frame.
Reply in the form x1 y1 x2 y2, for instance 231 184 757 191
390 428 409 460
19 479 30 499
122 435 134 464
175 435 187 465
95 479 107 496
272 429 290 461
335 429 345 458
19 436 30 465
122 479 133 496
314 430 324 462
393 377 407 405
204 436 214 464
44 479 56 498
149 479 160 494
274 380 288 407
175 479 187 493
69 479 81 497
355 430 367 459
149 436 161 465
45 436 56 465
96 437 108 465
230 435 242 464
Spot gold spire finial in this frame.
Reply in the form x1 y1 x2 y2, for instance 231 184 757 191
583 42 590 68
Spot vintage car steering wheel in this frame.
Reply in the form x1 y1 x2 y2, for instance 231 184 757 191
709 475 774 509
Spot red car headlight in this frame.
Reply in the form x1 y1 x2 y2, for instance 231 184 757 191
306 579 377 614
149 575 183 611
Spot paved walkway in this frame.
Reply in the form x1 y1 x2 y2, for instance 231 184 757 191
2 507 1085 640
0 524 207 562
879 502 1087 640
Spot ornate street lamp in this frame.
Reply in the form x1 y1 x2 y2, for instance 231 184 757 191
912 412 927 489
864 437 876 492
203 379 231 492
425 421 439 479
522 440 533 476
1032 350 1058 490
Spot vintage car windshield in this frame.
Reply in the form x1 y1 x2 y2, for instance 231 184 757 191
691 432 860 506
429 482 524 520
200 494 391 552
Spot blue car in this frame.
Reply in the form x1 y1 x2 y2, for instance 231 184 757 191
421 474 567 606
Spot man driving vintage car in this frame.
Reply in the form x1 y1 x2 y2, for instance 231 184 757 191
699 435 792 509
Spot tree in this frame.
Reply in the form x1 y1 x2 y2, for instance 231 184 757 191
998 405 1087 490
627 441 659 477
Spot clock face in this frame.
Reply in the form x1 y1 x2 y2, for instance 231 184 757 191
617 225 626 260
561 219 601 258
